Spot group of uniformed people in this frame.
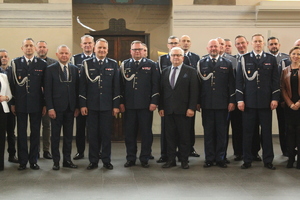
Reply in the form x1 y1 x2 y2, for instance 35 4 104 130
0 33 300 171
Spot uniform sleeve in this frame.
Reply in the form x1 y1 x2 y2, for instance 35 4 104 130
79 61 88 108
228 62 236 104
271 57 280 101
112 62 121 108
235 58 244 102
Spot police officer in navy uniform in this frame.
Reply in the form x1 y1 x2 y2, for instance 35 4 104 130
120 40 160 168
236 34 280 170
9 38 48 170
180 35 201 158
71 35 101 160
267 37 290 157
198 39 235 168
45 45 79 170
80 38 120 170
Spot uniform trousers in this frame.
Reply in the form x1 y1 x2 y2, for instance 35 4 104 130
87 110 112 164
243 108 274 164
124 109 153 163
17 112 42 165
202 109 227 162
50 108 74 163
0 105 6 170
165 113 191 162
6 111 16 156
41 114 51 152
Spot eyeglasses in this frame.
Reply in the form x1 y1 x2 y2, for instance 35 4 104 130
171 54 183 57
131 48 144 51
168 42 179 45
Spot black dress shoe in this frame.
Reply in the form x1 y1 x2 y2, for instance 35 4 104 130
53 162 60 170
141 161 149 168
63 161 78 168
241 162 251 169
73 153 84 160
253 154 262 161
203 161 213 168
234 155 243 161
99 152 102 159
87 163 98 170
124 161 136 168
18 164 26 170
190 151 200 157
30 163 40 170
181 161 189 169
149 154 154 160
217 161 227 168
224 158 230 164
156 157 167 163
8 155 19 163
103 163 113 170
264 163 276 170
43 151 52 159
162 160 176 168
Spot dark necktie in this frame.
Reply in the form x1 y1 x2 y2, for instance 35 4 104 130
99 60 103 66
212 58 216 66
63 65 68 81
135 60 139 68
256 55 260 60
170 67 178 89
27 60 31 66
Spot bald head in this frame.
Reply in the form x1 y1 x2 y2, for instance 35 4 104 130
294 39 300 46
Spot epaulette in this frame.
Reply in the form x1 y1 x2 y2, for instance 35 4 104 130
107 58 117 63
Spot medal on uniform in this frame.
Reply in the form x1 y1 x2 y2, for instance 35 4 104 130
18 76 21 79
248 70 250 74
204 74 206 77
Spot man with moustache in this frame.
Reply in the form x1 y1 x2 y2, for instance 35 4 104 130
45 45 79 170
236 33 280 170
198 39 235 168
80 38 120 170
120 40 159 168
36 40 57 160
9 38 47 170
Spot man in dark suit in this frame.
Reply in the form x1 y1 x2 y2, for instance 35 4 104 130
180 35 201 158
9 38 47 170
36 40 57 160
267 37 289 157
236 33 280 170
45 45 79 170
71 35 98 160
159 47 198 169
120 40 160 168
198 39 235 168
0 49 18 164
80 38 120 170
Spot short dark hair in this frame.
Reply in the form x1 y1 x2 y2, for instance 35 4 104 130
267 36 279 42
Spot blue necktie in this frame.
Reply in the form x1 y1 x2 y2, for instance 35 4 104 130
170 67 178 89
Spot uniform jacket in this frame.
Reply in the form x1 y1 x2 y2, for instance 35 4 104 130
79 57 120 111
9 56 47 113
71 53 94 69
184 51 200 70
198 56 235 109
274 52 289 66
45 62 79 112
236 51 280 108
280 65 300 107
121 58 160 109
159 64 198 115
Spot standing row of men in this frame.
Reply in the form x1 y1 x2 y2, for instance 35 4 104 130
2 34 298 170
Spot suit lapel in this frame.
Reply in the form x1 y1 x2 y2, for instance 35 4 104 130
173 65 187 89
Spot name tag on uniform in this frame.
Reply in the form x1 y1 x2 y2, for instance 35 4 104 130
35 69 43 72
105 68 114 71
220 67 228 70
89 69 96 71
264 63 271 65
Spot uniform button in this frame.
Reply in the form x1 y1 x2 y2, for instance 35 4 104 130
213 71 215 73
136 72 138 74
100 93 102 95
100 86 102 88
28 74 30 76
135 88 137 90
258 87 260 89
213 88 215 90
100 74 102 75
100 80 103 82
